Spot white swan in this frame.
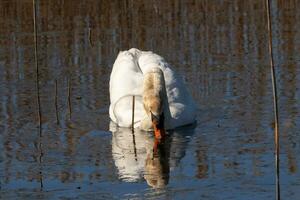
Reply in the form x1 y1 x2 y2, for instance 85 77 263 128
109 48 197 138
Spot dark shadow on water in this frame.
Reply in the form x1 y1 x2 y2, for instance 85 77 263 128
110 122 195 188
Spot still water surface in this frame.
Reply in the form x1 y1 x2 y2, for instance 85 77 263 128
0 0 300 199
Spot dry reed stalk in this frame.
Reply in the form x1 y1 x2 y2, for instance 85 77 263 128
68 77 72 120
89 27 93 47
132 95 135 131
33 0 43 190
131 96 137 161
55 79 59 125
33 0 41 136
266 0 280 199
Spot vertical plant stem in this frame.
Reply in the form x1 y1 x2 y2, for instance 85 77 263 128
33 0 43 190
266 0 280 199
55 79 59 125
131 95 135 131
33 0 41 135
68 77 72 120
89 27 93 47
131 95 137 161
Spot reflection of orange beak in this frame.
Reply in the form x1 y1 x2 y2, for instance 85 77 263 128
153 125 165 154
153 123 165 140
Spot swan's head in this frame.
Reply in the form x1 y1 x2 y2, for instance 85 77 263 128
143 68 166 140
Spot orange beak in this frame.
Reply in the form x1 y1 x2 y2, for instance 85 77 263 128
153 122 165 140
151 112 165 140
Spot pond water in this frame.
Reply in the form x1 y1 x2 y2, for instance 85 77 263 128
0 0 300 199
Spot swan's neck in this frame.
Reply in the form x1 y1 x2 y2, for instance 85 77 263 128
142 68 165 117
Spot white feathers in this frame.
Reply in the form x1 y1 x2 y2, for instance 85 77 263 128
109 48 197 130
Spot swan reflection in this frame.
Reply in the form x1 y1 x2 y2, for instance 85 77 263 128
110 122 195 188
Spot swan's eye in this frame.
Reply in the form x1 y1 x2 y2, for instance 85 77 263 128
150 111 158 122
150 111 154 121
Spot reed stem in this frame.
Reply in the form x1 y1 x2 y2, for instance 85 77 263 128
68 77 72 120
33 0 41 136
131 95 137 161
266 0 280 199
33 0 43 190
89 27 93 47
55 79 59 125
131 95 135 131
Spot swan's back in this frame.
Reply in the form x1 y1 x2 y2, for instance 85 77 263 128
109 50 145 127
109 48 197 129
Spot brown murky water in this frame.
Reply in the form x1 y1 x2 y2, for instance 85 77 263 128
0 0 299 199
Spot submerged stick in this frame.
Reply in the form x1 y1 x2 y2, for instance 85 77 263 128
55 79 59 125
68 77 72 120
33 0 43 190
266 0 280 199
